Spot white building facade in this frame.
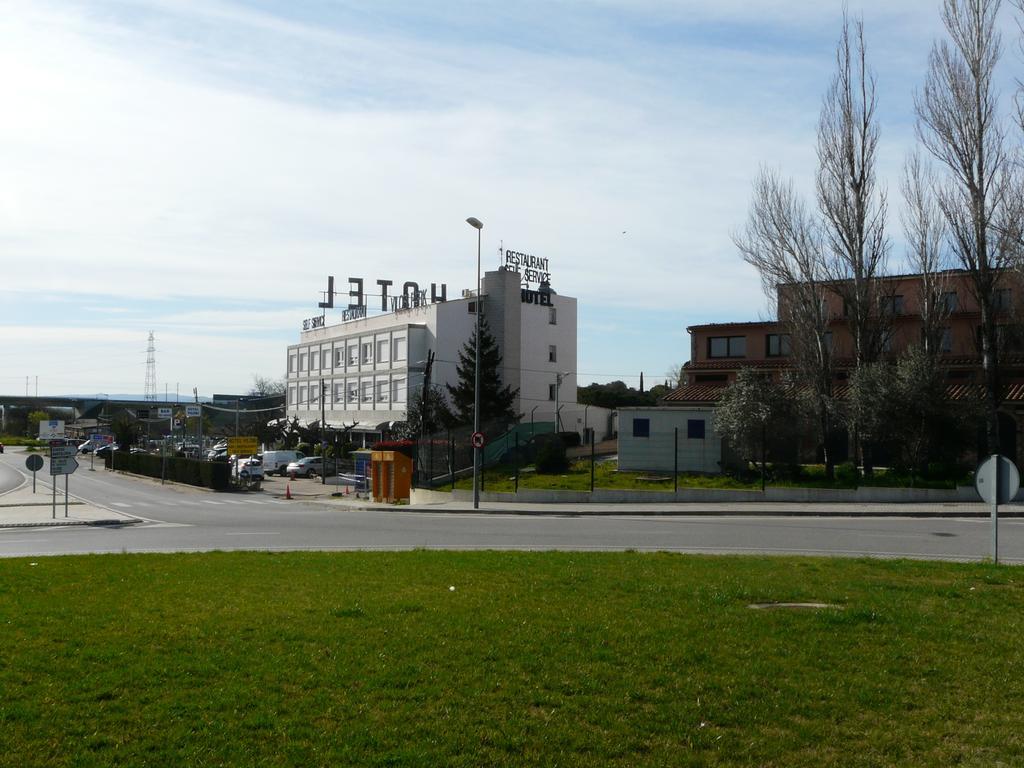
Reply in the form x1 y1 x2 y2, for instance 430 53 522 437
286 268 597 441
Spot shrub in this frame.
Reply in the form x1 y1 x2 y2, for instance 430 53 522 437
535 437 569 474
557 431 582 448
835 461 861 486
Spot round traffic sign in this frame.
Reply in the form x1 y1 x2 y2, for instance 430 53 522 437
471 431 486 449
975 454 1020 504
25 454 43 472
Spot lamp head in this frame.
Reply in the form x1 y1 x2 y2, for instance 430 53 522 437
466 217 483 230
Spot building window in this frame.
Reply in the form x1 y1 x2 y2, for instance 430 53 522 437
361 342 373 365
766 334 791 357
824 331 834 351
940 327 952 353
348 344 359 367
687 419 706 440
708 336 746 358
334 348 344 368
376 381 389 403
310 384 319 405
393 337 407 362
695 373 728 383
310 351 320 370
392 378 406 404
548 345 557 363
335 383 345 405
632 418 650 438
549 307 557 325
995 288 1012 312
323 349 331 369
288 386 297 406
548 384 556 401
377 339 389 364
881 330 894 354
468 301 477 314
347 381 359 405
288 355 296 373
298 386 307 406
361 381 373 403
940 291 958 313
298 353 307 372
881 295 905 315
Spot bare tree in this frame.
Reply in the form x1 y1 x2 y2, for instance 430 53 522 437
734 170 837 478
915 0 1019 452
818 14 891 367
901 151 952 357
249 375 286 397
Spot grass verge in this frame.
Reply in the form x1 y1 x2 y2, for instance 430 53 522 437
1 551 1023 766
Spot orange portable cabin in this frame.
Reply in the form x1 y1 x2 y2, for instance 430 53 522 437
370 450 412 503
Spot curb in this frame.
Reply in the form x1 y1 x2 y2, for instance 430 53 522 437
0 518 141 529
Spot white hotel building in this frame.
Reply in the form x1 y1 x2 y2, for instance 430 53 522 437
286 267 606 442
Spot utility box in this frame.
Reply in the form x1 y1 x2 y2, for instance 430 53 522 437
371 450 412 503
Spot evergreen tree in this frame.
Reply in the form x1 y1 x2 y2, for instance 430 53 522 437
446 319 519 427
393 384 454 439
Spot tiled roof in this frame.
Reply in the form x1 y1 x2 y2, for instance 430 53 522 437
661 384 727 402
661 381 1024 405
682 358 789 371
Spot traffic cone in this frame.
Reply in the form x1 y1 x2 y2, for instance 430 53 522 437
285 483 292 500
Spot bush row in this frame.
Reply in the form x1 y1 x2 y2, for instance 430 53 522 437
104 453 231 490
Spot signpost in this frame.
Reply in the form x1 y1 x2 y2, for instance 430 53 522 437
89 433 112 471
49 443 79 519
975 454 1020 565
471 432 486 449
227 437 259 457
38 420 65 440
25 454 43 492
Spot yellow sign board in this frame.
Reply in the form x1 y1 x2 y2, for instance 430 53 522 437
227 437 259 456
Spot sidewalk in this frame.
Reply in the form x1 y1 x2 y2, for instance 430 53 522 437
0 474 140 528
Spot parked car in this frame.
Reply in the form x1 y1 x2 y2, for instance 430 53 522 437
78 440 97 454
285 456 323 478
95 443 121 458
236 457 264 480
262 450 305 476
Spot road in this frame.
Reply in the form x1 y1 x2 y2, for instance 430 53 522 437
0 450 1020 562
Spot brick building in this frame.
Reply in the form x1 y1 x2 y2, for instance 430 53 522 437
663 269 1024 465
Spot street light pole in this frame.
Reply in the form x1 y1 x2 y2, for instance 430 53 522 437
466 216 483 510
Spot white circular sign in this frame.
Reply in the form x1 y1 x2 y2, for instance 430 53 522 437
471 432 486 449
975 454 1020 504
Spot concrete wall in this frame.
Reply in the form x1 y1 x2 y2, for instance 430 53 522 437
451 485 985 504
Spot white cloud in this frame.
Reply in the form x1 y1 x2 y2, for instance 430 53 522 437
3 0 1018 393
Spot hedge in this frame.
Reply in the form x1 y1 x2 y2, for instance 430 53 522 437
104 453 231 491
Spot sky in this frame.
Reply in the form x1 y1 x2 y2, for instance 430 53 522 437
2 0 1023 398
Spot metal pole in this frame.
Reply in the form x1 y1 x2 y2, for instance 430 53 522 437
52 470 55 519
590 434 596 493
674 427 679 494
321 378 326 486
64 475 68 518
473 225 482 510
235 400 240 437
449 430 455 491
515 432 520 493
992 454 999 565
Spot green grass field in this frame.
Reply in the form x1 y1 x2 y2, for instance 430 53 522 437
2 551 1022 766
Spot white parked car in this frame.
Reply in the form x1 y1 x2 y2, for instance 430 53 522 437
285 457 323 478
262 450 305 476
236 458 265 480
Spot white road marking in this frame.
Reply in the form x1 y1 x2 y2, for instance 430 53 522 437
111 503 132 508
225 532 280 536
202 501 224 505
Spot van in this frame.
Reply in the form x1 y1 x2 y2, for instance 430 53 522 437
261 450 305 476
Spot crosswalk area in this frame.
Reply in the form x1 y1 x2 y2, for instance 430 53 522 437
110 498 290 510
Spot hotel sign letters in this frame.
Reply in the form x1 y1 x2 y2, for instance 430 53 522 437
504 249 551 287
305 274 448 329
